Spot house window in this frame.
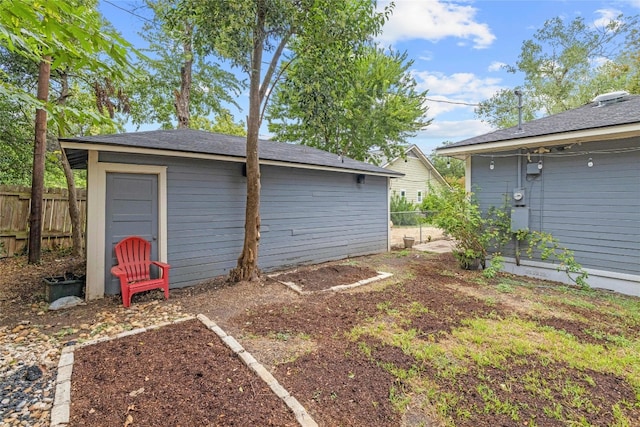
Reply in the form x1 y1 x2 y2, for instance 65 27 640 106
400 189 406 198
417 191 423 203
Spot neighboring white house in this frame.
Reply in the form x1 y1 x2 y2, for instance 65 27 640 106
373 144 448 203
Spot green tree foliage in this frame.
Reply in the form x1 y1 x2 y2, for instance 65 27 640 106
0 4 129 188
182 0 391 281
267 45 429 163
128 0 244 130
0 47 35 185
0 0 132 113
476 14 638 128
0 95 32 185
0 0 134 262
190 113 246 136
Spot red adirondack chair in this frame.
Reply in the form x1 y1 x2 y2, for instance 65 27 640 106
111 236 170 308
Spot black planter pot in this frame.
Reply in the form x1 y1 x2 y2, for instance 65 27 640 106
458 257 481 270
43 274 85 303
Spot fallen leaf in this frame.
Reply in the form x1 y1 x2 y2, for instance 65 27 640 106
124 414 133 427
129 387 144 397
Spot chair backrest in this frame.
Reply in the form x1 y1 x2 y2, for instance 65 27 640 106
113 236 152 282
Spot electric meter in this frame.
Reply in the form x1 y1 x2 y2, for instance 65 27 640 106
513 188 525 206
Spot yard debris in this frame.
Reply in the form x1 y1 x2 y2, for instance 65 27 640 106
48 296 85 311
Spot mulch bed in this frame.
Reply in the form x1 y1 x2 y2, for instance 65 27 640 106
70 319 298 426
272 264 379 292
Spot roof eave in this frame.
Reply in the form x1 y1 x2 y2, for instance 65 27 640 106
436 123 640 158
60 141 404 178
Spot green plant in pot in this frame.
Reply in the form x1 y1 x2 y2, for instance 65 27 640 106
426 186 489 269
426 186 511 270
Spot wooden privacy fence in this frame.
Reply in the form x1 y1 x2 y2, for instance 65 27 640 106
0 185 86 257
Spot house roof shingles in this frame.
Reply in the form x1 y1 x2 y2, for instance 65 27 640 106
60 129 402 177
442 94 640 149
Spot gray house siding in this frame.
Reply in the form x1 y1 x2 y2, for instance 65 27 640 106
471 138 640 277
100 152 389 289
260 166 388 270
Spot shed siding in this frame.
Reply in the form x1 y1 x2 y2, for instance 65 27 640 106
260 166 388 270
471 139 640 276
100 153 388 288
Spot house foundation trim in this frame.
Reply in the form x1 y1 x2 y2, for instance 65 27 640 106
499 257 640 297
85 156 167 300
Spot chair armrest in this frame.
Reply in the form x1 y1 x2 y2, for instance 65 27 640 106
151 261 170 278
111 265 127 278
151 261 170 270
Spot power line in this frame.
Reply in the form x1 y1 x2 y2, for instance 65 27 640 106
103 0 155 24
425 97 480 107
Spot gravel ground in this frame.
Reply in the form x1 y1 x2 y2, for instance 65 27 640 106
0 301 189 426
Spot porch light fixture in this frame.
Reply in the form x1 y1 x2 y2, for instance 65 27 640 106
587 157 594 168
356 174 366 184
537 159 543 170
489 159 495 170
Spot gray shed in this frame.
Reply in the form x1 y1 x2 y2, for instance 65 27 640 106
61 129 402 299
437 92 640 296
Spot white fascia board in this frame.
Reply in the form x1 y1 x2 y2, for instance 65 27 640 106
436 124 640 157
412 147 449 187
61 141 402 178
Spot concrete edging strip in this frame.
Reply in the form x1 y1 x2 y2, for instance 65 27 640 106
272 270 393 295
51 314 317 427
197 313 318 427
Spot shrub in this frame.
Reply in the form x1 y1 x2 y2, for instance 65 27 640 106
390 192 420 226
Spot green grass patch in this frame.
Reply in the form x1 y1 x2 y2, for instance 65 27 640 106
348 291 640 426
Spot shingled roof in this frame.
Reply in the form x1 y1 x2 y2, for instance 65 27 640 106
437 93 640 155
60 129 402 177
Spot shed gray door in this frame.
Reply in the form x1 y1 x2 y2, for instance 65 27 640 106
105 173 159 294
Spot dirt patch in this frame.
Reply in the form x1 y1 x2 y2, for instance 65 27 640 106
271 264 379 292
2 250 640 426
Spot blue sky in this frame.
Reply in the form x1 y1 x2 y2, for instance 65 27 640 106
99 0 640 155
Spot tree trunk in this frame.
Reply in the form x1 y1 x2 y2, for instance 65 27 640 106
174 23 193 129
28 57 51 264
229 6 266 283
56 71 83 257
59 149 83 256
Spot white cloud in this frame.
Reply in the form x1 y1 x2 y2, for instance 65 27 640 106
418 49 434 61
377 0 495 49
488 61 506 72
413 119 494 152
423 119 494 140
592 8 624 29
